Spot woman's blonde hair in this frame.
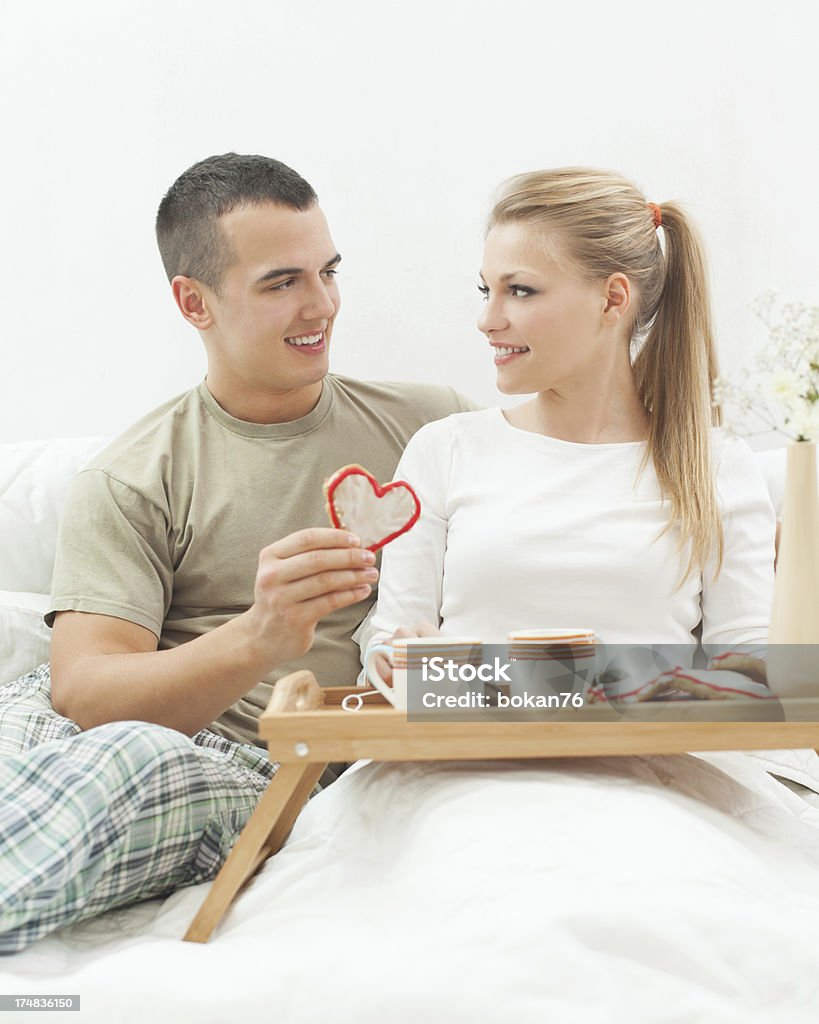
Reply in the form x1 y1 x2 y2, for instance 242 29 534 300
488 167 723 585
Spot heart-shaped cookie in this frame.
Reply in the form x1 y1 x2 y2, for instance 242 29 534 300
324 464 421 552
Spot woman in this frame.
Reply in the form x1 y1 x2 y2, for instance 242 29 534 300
364 168 775 674
344 172 810 1015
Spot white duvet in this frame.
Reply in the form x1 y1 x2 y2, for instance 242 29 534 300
2 751 819 1023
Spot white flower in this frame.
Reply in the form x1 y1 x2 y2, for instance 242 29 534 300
720 294 819 444
789 403 819 443
807 333 819 367
769 368 803 402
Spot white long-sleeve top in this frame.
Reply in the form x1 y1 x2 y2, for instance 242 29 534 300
362 409 776 661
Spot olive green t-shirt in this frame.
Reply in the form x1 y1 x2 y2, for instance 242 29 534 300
47 375 476 745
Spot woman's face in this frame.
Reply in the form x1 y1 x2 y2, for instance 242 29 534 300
477 222 609 395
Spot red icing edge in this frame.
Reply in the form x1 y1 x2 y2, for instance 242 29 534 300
326 465 421 552
599 667 775 702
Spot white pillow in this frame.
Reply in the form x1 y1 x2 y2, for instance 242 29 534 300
0 591 51 686
0 437 108 593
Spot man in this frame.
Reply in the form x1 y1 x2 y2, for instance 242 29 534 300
0 153 474 952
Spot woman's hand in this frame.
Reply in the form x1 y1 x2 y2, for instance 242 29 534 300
372 621 441 685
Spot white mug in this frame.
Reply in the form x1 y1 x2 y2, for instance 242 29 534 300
365 636 483 710
507 628 598 703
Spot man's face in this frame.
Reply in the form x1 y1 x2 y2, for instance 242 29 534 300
199 202 341 417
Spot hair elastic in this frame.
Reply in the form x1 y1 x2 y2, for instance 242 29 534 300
647 202 662 229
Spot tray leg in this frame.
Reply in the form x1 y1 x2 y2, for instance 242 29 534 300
183 760 328 943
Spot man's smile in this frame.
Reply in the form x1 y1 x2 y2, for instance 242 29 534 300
285 330 326 351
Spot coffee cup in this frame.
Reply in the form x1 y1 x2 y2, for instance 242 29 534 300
365 636 483 710
506 628 598 704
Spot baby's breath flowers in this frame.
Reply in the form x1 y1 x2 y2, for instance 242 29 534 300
713 292 819 443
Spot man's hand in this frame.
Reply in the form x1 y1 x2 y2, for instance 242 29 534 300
241 528 379 668
371 621 441 685
52 527 378 735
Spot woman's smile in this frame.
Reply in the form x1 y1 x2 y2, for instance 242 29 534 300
491 344 530 365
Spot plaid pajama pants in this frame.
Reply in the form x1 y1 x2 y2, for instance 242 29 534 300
0 663 287 954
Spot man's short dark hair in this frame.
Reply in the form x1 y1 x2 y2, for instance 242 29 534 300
155 153 318 292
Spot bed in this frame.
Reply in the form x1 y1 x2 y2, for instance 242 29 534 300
2 437 819 1023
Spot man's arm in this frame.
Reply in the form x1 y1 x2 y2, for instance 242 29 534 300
51 528 377 735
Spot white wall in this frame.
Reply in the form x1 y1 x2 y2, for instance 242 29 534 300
2 0 816 442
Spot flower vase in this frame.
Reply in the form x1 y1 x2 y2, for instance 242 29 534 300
766 441 819 697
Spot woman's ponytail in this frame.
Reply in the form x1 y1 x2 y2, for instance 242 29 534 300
632 202 724 583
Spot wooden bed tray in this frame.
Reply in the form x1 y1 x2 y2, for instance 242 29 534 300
183 671 819 943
